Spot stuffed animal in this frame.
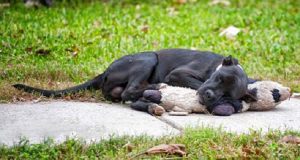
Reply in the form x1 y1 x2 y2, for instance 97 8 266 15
140 81 290 116
246 81 291 111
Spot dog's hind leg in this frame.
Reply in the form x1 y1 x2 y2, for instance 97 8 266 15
120 56 158 101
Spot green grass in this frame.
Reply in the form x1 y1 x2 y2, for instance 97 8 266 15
1 127 299 159
0 0 299 100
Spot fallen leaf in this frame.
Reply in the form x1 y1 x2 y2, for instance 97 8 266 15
72 51 78 57
123 142 134 152
167 7 179 16
279 135 300 144
63 19 68 25
129 144 186 159
36 49 51 55
135 5 141 10
146 144 186 156
152 41 159 47
93 20 101 28
140 25 149 33
176 0 187 4
219 26 241 39
25 1 40 7
7 63 13 68
48 81 54 87
0 3 10 8
135 14 142 19
33 97 42 103
25 47 33 52
66 46 79 57
209 0 230 6
64 96 71 101
1 41 10 48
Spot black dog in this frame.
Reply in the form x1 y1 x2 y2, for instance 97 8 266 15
13 49 256 112
131 54 255 115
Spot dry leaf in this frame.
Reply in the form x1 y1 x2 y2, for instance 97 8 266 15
146 144 186 156
36 49 51 55
0 3 10 8
48 81 54 87
129 144 186 159
33 97 42 103
167 7 179 16
123 142 134 152
25 1 40 7
152 41 159 47
209 0 230 6
242 145 252 155
135 5 141 10
176 0 187 4
219 26 241 39
2 41 11 48
140 25 149 33
25 47 33 52
279 135 300 144
66 46 79 57
72 51 78 57
64 96 71 101
93 20 101 28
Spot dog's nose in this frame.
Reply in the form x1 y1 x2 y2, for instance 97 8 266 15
204 90 214 100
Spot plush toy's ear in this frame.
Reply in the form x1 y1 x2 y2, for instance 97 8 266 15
222 55 234 66
241 88 258 103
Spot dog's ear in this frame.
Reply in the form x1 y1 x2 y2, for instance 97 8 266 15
241 88 258 103
222 55 234 66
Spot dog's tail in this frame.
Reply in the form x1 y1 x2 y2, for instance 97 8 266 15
12 73 105 97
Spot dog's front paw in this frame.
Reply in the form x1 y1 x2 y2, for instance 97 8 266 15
148 104 166 116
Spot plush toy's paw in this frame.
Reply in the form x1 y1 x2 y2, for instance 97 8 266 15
148 104 166 116
211 103 235 116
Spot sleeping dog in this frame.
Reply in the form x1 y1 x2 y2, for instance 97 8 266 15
13 49 256 112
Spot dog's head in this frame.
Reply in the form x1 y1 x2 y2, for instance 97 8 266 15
197 55 256 108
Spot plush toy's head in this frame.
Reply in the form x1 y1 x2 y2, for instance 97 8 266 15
247 81 291 111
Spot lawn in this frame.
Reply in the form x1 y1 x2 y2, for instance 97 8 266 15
1 127 300 159
0 0 299 101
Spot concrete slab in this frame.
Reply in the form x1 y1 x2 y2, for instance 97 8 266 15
0 101 179 146
161 98 300 133
1 98 299 146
